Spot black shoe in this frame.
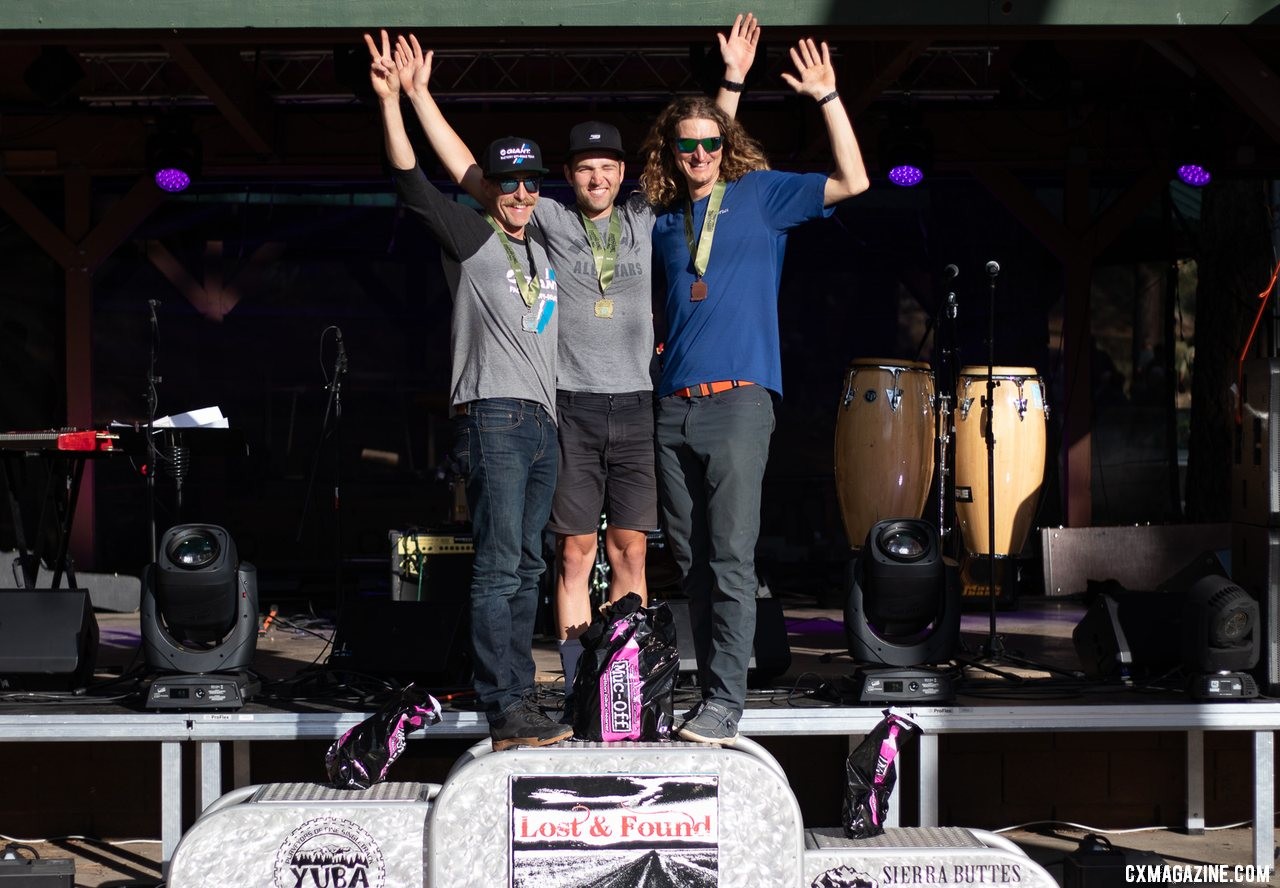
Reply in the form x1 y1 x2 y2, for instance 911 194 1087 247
491 700 573 752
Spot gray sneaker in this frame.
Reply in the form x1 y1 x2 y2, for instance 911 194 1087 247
677 701 739 746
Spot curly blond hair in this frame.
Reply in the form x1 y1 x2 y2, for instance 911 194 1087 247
638 96 770 208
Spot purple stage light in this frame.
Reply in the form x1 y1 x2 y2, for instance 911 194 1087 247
888 164 924 187
154 167 191 193
1176 163 1211 188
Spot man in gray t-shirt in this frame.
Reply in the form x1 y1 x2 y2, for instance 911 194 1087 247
367 30 572 751
530 124 659 696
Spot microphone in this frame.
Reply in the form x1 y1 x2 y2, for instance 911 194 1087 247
334 327 348 373
943 264 960 280
985 260 1001 277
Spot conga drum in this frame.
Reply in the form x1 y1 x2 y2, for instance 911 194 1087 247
953 366 1048 557
834 359 936 549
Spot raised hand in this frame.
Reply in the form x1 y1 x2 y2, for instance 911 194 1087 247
394 33 434 99
363 29 400 101
780 38 836 101
718 13 760 79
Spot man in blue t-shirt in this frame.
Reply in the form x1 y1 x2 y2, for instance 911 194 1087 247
638 38 870 745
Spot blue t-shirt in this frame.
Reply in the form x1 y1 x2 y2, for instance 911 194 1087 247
652 170 832 398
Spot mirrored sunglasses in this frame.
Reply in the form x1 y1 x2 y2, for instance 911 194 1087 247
496 176 542 194
675 136 723 154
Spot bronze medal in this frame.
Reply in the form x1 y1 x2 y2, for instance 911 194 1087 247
594 298 614 319
690 280 708 302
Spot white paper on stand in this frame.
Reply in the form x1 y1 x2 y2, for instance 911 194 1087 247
152 406 229 429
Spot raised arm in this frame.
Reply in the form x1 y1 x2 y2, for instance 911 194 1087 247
714 13 760 119
781 38 870 206
395 34 486 201
364 30 418 171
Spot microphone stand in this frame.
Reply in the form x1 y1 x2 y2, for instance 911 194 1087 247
931 267 960 547
981 262 1004 658
332 335 346 609
295 327 348 609
145 299 161 564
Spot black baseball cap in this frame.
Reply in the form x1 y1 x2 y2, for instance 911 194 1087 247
483 137 549 177
567 121 625 159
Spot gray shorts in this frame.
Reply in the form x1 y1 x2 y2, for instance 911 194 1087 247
548 389 659 536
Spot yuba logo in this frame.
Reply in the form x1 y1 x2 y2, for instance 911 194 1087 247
500 143 536 165
274 817 386 888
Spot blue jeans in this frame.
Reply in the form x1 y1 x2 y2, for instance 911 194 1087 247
655 385 775 715
452 398 558 720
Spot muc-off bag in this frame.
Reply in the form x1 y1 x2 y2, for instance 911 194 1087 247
842 708 922 838
572 592 680 741
325 684 442 789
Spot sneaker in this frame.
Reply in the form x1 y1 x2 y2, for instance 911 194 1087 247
677 700 739 746
490 700 573 752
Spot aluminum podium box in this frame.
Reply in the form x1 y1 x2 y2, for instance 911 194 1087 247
167 781 436 888
167 738 1058 888
429 739 806 887
804 826 1056 888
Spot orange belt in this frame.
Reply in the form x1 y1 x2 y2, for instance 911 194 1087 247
672 380 753 398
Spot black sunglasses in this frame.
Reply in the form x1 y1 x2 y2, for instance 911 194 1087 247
675 136 723 154
495 176 542 194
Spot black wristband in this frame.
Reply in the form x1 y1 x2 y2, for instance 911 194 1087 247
817 91 840 106
720 78 745 93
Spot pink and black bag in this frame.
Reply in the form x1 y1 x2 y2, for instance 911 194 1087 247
325 684 442 789
571 592 680 742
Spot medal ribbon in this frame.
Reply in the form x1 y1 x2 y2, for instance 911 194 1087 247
682 180 727 280
485 215 540 308
579 210 622 294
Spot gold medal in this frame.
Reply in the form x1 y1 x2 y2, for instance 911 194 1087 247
594 298 614 319
690 280 708 302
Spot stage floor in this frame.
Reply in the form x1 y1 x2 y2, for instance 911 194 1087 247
8 595 1279 887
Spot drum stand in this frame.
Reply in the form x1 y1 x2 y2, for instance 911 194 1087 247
979 263 1004 659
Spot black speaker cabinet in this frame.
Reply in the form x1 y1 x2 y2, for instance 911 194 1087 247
664 596 791 687
0 589 99 690
1230 522 1280 695
389 530 474 602
1234 359 1280 527
330 598 472 689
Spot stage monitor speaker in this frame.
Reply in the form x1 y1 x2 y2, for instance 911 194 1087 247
1234 359 1280 527
4 553 142 613
1229 522 1280 695
1071 593 1134 680
0 589 98 690
330 598 472 689
389 530 474 602
664 596 791 687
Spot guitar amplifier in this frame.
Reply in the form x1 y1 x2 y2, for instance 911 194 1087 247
389 530 474 602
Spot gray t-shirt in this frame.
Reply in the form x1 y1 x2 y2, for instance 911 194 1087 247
394 165 559 420
533 192 654 394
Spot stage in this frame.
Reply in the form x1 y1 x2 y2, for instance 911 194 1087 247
1 596 1277 886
